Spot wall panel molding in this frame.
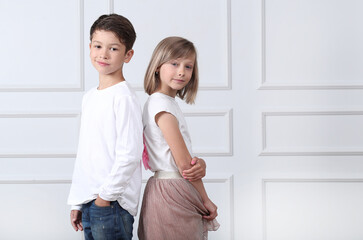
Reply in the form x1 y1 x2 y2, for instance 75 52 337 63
0 179 71 184
0 0 84 92
0 112 80 158
184 109 233 156
108 0 114 13
260 0 363 90
262 178 363 240
260 111 363 156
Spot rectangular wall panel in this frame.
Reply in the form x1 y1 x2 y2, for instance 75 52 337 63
0 0 84 91
261 111 363 156
262 0 363 89
0 113 79 157
113 0 231 90
263 179 363 240
0 182 82 240
185 110 233 156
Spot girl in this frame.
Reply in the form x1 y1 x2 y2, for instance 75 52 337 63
138 37 220 240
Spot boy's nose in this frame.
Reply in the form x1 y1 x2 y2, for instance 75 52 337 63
100 50 108 59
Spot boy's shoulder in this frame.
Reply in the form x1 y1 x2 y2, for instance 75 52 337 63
82 86 98 101
113 82 141 108
112 81 134 97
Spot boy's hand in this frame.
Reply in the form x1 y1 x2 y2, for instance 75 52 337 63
182 157 206 181
70 210 83 231
95 195 110 207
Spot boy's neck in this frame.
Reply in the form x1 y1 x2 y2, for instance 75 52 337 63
98 71 125 90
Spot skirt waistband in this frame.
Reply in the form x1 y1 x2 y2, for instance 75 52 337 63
154 171 183 179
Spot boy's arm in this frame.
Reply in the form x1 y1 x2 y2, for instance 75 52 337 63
98 96 143 202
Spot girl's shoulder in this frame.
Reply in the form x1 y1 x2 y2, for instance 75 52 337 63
147 93 176 107
144 93 178 118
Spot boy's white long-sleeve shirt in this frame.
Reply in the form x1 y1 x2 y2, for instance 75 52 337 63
67 81 143 216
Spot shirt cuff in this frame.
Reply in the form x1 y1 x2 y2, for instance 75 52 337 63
71 205 82 211
99 187 124 202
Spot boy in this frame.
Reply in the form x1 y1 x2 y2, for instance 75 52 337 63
67 14 142 240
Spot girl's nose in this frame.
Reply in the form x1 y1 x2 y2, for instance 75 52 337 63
178 68 185 77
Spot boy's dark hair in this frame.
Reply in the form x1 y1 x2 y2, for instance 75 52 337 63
90 14 136 52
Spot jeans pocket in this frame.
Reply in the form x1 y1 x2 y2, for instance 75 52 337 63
90 201 112 220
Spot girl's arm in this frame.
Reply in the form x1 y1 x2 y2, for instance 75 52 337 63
183 157 206 181
156 112 218 220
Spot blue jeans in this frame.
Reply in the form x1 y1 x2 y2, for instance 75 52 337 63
81 200 134 240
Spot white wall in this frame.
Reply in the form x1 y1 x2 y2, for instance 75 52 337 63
0 0 362 239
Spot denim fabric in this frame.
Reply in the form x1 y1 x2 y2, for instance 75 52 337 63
82 200 134 240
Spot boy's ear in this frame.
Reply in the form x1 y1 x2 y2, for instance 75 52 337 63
124 49 134 63
89 43 92 49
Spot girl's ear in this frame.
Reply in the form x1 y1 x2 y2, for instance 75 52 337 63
124 49 134 63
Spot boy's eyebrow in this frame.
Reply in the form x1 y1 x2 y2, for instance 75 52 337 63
92 40 122 46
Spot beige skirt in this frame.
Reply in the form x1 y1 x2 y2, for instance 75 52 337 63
138 172 219 240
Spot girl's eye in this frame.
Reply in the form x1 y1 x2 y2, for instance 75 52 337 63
171 62 178 66
186 65 193 69
94 45 101 49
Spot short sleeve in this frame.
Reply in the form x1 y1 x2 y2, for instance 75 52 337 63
147 96 178 125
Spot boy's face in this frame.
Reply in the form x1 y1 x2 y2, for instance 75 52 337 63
89 30 133 76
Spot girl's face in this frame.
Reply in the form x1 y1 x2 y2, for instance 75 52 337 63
157 54 195 97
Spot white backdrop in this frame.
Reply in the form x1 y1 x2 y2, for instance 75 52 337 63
1 0 363 239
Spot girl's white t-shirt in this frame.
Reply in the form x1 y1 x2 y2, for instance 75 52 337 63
143 92 193 172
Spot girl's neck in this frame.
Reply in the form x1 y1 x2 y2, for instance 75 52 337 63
98 71 125 90
156 86 177 98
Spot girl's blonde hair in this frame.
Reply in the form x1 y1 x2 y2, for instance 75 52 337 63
144 36 199 104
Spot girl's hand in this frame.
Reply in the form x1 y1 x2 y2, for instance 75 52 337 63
182 157 206 181
203 199 218 220
70 210 83 231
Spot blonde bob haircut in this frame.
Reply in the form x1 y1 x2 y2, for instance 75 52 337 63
144 36 199 104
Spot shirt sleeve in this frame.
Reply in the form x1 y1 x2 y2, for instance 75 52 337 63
98 95 143 201
149 97 178 125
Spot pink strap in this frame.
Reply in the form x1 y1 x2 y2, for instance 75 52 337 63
142 134 151 170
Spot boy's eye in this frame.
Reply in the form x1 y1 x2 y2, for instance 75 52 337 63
110 47 118 51
94 45 101 49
